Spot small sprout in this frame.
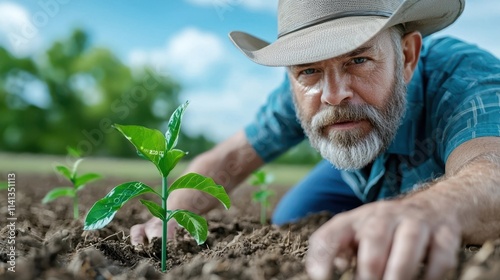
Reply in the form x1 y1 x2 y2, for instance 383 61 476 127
42 147 102 219
249 170 275 225
83 101 231 272
0 182 8 190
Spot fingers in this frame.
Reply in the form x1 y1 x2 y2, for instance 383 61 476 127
130 223 147 245
424 225 460 280
144 220 163 242
333 247 354 273
306 202 461 280
383 220 430 280
306 215 355 280
166 219 179 239
130 218 163 245
356 219 397 280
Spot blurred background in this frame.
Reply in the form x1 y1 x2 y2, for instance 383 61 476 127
0 0 498 167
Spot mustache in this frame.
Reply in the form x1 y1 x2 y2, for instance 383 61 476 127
311 104 382 129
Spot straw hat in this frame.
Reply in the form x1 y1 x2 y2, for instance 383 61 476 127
229 0 465 66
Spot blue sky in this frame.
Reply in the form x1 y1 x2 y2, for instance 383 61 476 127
1 0 499 141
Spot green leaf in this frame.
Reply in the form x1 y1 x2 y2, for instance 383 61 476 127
168 210 208 245
84 182 159 230
140 199 166 221
158 149 186 177
169 173 231 210
75 173 102 190
250 170 266 186
165 101 188 151
67 146 81 158
250 170 274 186
42 187 75 203
252 189 275 204
114 124 166 168
55 165 73 182
0 182 8 190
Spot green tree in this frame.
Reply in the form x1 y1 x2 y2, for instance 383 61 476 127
0 29 315 165
0 29 211 157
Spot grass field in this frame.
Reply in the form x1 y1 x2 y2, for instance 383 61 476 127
0 152 314 186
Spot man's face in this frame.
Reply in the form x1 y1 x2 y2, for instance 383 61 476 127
288 30 407 170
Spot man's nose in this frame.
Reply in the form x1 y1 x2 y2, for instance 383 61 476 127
321 73 354 106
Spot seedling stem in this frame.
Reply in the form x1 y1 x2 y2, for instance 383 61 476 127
83 101 231 273
162 176 168 271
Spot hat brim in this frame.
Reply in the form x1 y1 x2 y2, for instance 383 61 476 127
229 0 464 66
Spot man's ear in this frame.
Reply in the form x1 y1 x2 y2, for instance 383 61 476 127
401 31 422 83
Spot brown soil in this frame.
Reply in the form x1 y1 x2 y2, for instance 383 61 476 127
1 173 499 280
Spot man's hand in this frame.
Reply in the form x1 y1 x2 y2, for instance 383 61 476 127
306 199 461 280
128 130 264 246
307 138 500 280
130 217 178 245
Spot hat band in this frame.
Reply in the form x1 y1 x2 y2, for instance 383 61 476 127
278 10 393 38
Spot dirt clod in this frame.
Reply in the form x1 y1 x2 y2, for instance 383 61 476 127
1 174 499 279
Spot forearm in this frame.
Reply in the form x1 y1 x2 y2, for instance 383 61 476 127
167 130 265 214
306 141 500 280
405 153 500 244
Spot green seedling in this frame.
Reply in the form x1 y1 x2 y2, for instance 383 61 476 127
42 147 102 219
83 101 231 272
0 182 8 190
249 170 275 225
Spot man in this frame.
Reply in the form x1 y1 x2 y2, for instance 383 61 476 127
131 0 500 279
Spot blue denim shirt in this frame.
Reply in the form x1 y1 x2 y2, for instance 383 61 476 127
244 36 500 202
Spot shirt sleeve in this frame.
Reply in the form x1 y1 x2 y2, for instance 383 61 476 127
244 74 306 162
425 37 500 163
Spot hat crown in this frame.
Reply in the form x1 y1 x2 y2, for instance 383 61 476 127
278 0 403 37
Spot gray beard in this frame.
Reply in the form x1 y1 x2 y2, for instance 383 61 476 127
294 67 407 171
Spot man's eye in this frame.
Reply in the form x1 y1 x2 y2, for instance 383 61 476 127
301 68 317 75
352 57 367 64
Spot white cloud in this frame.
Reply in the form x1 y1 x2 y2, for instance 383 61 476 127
185 0 277 12
182 67 285 141
127 27 286 141
0 2 41 56
129 27 225 80
167 28 225 78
